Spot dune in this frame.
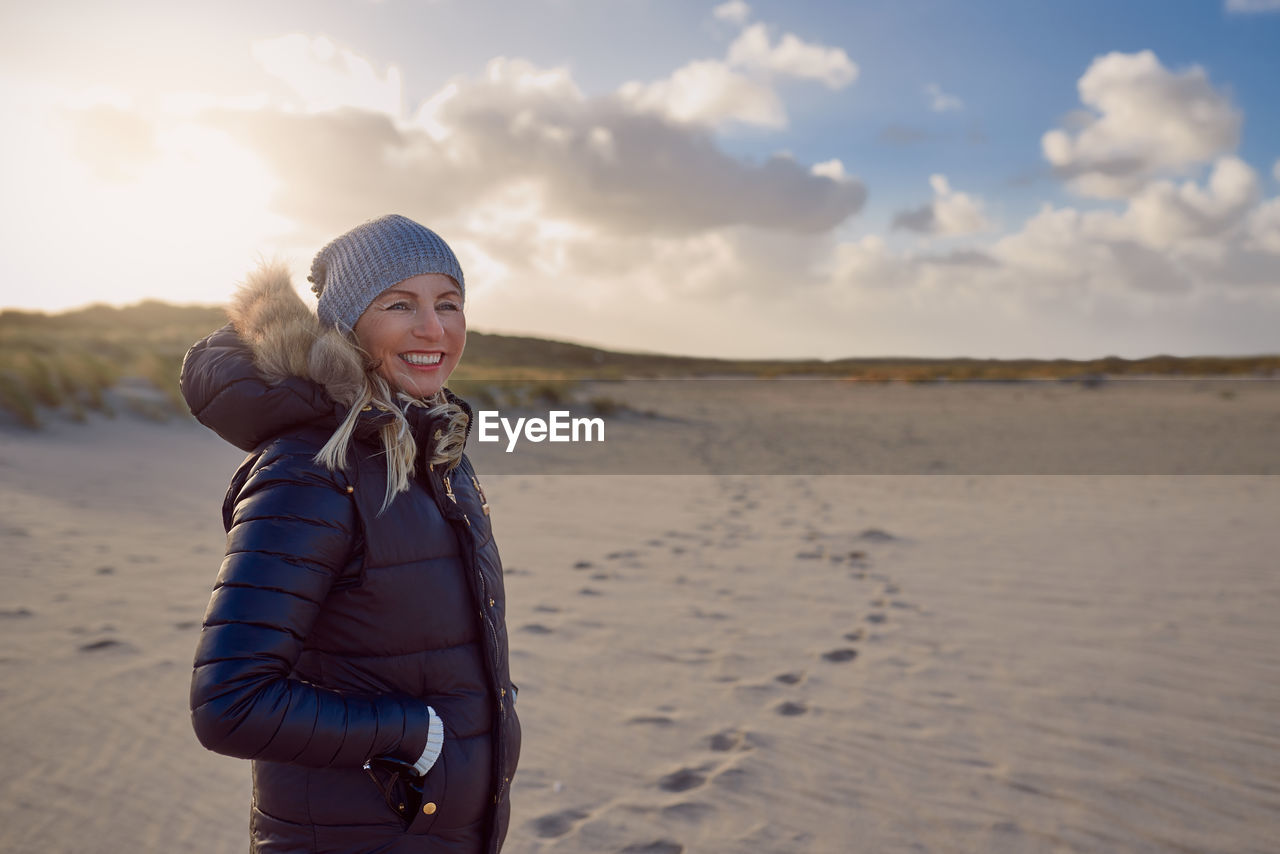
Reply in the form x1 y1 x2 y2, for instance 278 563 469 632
0 380 1277 853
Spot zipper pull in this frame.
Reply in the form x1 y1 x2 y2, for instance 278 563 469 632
471 475 490 516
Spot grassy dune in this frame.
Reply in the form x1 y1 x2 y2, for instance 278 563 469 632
1 301 1277 427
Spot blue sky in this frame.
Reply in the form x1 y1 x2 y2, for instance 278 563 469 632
1 0 1278 358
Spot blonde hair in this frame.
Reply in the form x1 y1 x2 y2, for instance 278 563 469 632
308 326 468 512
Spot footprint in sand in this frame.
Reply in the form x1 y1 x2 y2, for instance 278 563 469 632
620 842 684 854
662 802 714 823
775 700 808 716
530 808 591 839
707 729 751 752
866 612 887 624
627 714 676 727
858 528 898 543
821 648 858 663
520 624 554 635
774 671 804 685
533 604 561 614
173 620 198 630
578 588 603 596
78 639 128 653
573 560 594 570
843 628 865 643
658 766 709 793
0 608 33 619
690 608 729 621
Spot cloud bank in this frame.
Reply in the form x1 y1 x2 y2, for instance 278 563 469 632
24 11 1280 359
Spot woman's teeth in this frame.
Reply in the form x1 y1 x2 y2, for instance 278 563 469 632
400 353 442 366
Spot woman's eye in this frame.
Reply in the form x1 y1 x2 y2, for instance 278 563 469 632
386 301 413 311
437 301 461 312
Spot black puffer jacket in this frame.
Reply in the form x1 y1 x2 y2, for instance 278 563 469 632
180 269 519 854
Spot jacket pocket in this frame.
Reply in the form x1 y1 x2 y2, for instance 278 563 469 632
362 751 449 832
409 744 449 833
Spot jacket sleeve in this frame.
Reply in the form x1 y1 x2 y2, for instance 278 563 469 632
190 445 431 767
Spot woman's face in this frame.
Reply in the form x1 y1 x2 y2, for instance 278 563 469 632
353 273 466 399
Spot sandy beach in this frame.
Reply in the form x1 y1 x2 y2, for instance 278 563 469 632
1 382 1278 853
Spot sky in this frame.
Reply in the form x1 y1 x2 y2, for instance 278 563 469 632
1 0 1278 359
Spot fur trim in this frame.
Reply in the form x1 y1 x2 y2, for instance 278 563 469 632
228 261 318 383
228 261 364 406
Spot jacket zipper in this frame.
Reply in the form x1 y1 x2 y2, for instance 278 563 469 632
435 466 509 808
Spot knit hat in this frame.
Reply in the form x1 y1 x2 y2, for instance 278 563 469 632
308 214 465 331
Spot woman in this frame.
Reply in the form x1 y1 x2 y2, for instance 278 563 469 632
180 214 520 853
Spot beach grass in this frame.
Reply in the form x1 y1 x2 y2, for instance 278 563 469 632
2 301 1277 427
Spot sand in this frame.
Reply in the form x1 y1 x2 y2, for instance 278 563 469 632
1 382 1278 853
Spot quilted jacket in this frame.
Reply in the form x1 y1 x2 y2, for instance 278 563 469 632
180 267 519 853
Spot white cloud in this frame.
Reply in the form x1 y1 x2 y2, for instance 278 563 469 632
1273 158 1280 182
1247 198 1280 253
615 10 858 130
830 235 913 289
810 158 849 181
207 55 865 243
713 0 751 27
208 36 1277 357
252 34 403 115
924 82 963 112
617 60 785 128
1041 50 1240 198
1112 156 1258 249
892 174 993 236
1225 0 1280 11
726 23 858 89
617 13 857 129
993 205 1195 293
989 152 1280 296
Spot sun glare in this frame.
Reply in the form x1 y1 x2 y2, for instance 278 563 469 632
0 88 292 312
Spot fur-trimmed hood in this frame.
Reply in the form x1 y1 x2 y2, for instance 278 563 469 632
180 262 471 454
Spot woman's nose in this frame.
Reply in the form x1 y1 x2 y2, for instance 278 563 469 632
412 309 444 339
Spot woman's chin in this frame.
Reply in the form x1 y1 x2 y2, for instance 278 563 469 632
390 375 450 399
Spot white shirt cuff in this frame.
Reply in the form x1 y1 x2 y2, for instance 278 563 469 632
412 706 445 776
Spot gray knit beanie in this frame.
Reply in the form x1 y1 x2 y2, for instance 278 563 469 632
308 214 465 331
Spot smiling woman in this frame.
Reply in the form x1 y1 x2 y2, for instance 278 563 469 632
179 214 520 853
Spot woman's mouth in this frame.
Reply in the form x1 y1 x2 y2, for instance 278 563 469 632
400 352 443 367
